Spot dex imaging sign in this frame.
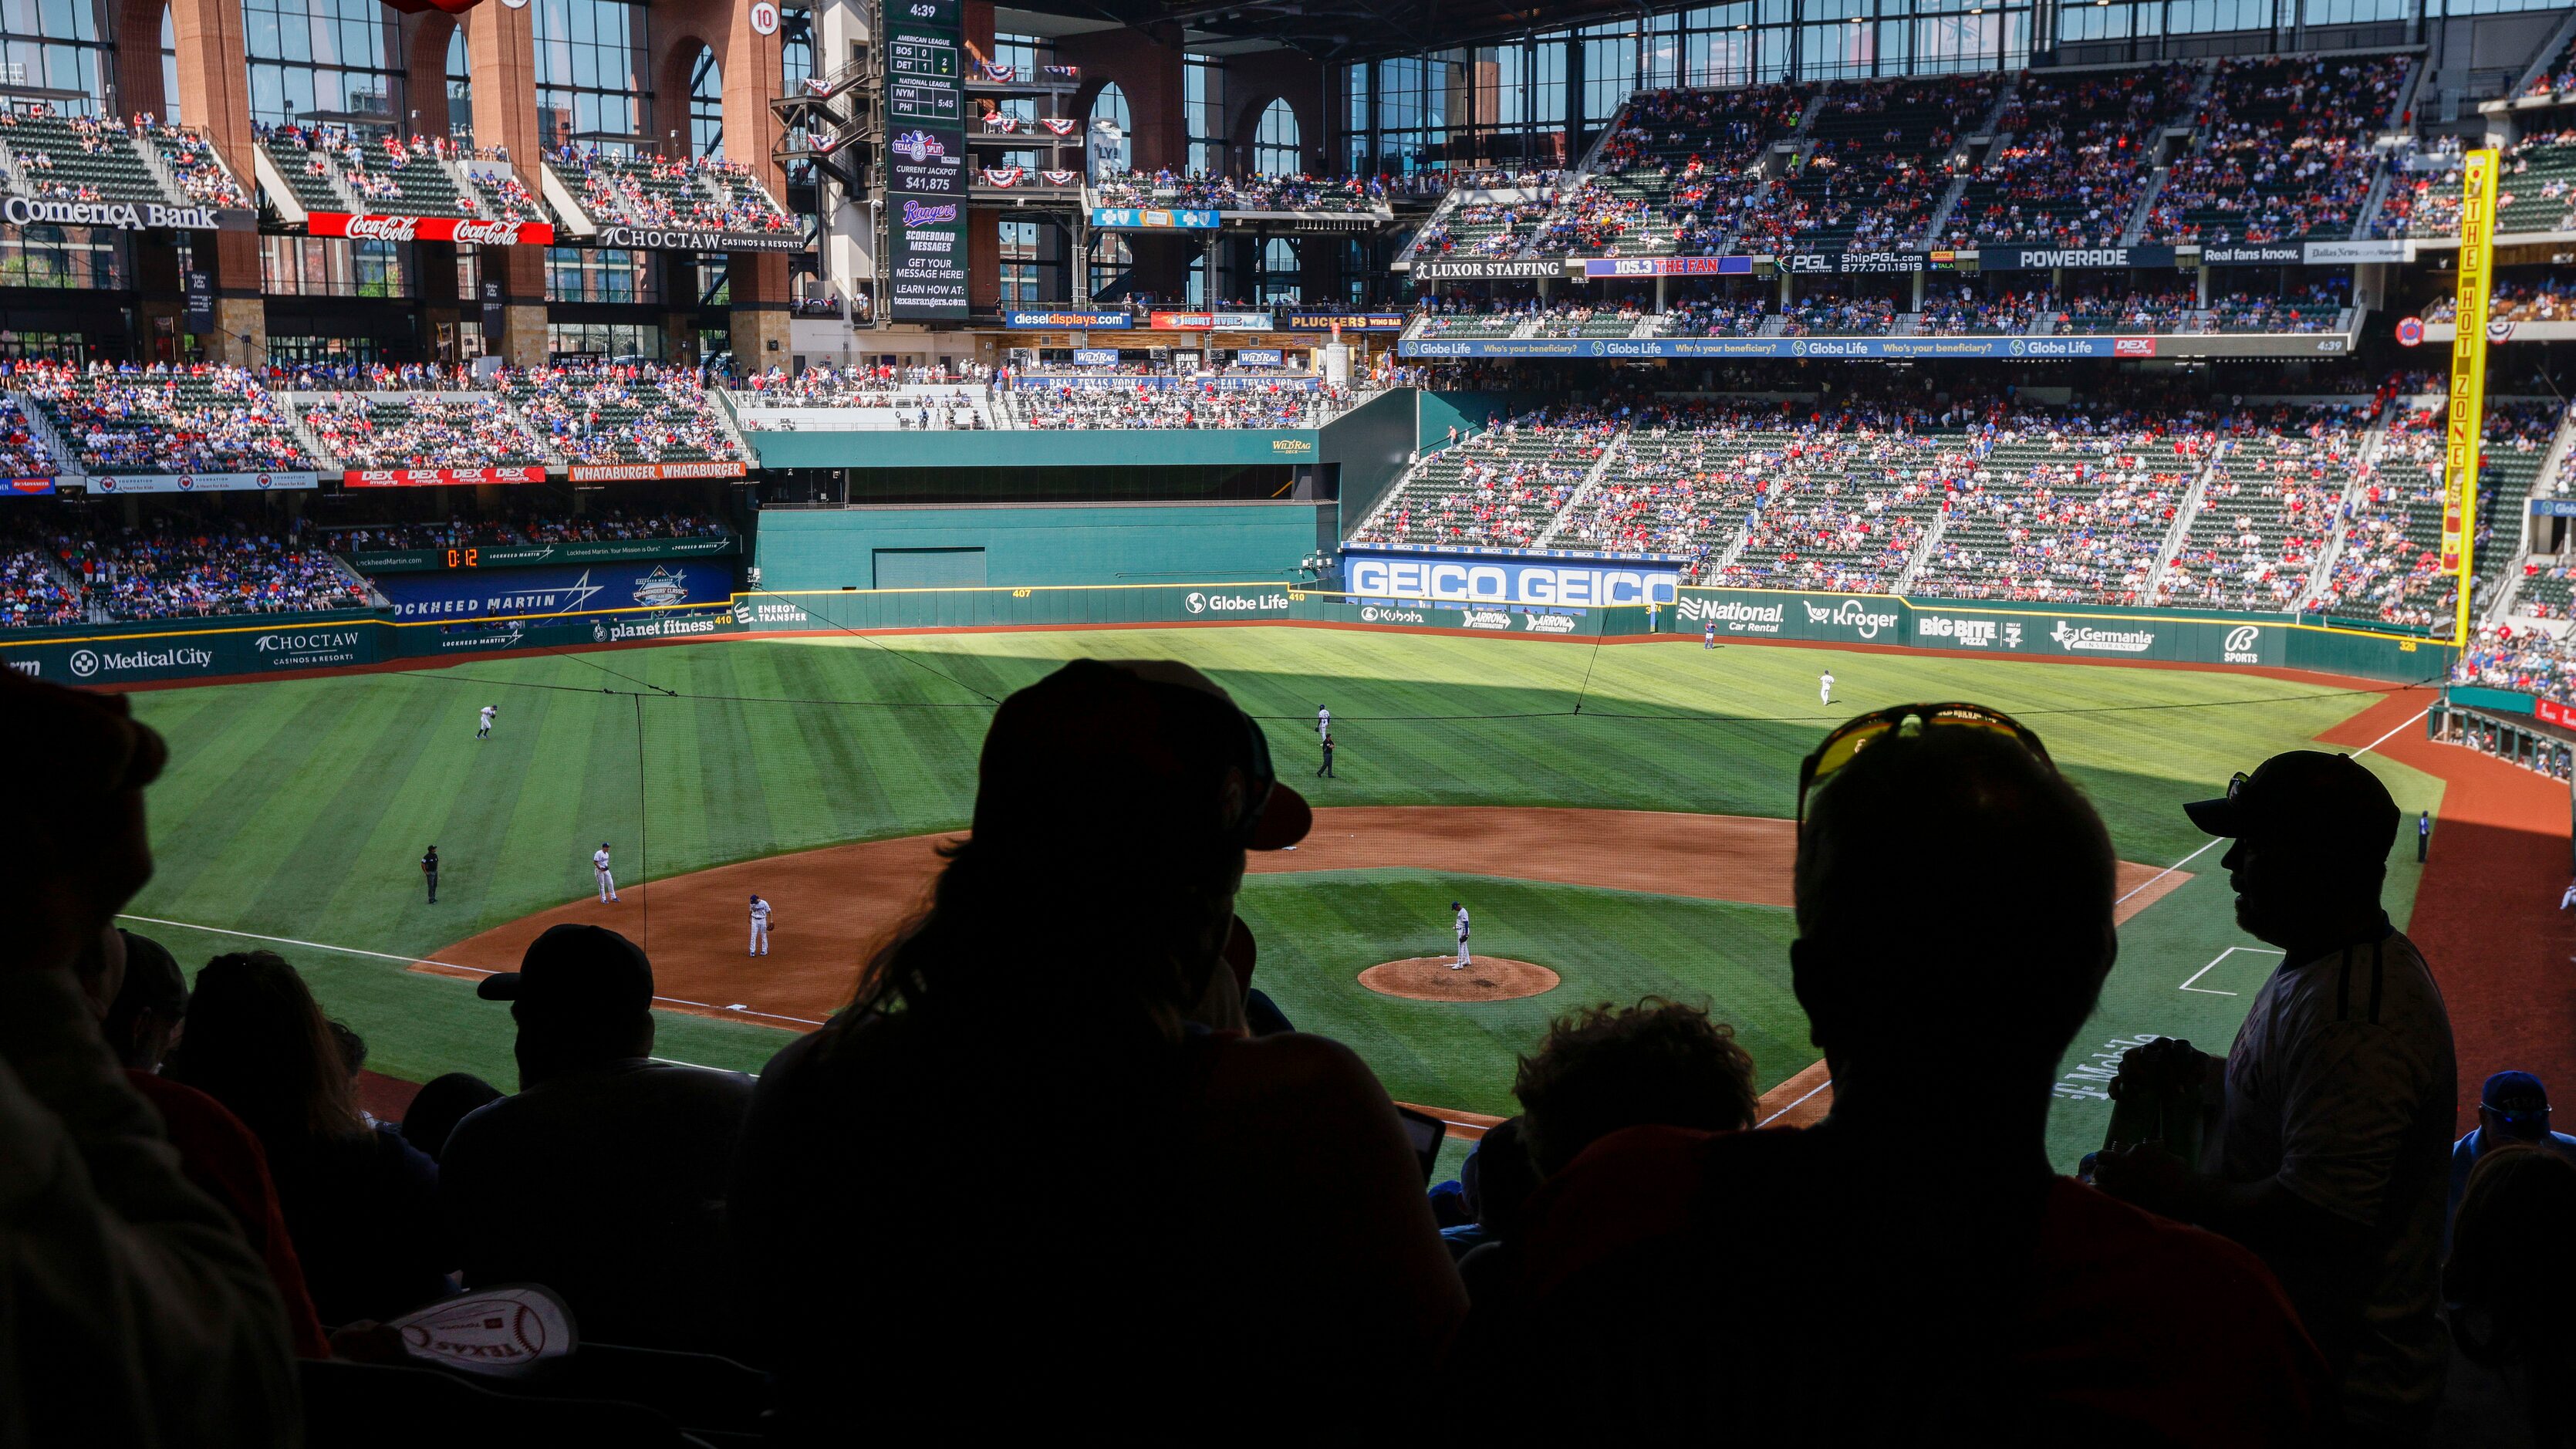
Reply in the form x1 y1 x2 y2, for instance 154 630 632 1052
1345 554 1678 607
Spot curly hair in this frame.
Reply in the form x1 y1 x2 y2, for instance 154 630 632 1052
1512 998 1760 1177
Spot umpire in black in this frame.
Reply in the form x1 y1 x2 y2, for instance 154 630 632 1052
422 845 440 904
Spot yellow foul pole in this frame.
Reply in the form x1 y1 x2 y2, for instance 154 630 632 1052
2445 147 2500 647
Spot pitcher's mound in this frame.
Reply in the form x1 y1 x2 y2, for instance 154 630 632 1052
1359 956 1561 1002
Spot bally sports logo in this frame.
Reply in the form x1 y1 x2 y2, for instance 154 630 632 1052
1804 598 1899 640
2223 624 2261 664
2049 621 2156 654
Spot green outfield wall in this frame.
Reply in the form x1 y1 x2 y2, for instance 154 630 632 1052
743 426 1327 471
750 502 1329 592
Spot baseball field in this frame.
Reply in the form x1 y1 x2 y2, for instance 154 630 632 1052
113 623 2460 1172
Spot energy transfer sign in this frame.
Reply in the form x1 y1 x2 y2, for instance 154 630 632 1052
2442 147 2498 645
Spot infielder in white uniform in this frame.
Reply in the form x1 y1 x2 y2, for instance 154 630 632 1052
1318 704 1331 741
748 893 772 956
1452 900 1470 970
593 843 619 903
477 704 497 739
1820 670 1835 706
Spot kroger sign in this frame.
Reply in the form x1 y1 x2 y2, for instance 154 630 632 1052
1345 554 1679 607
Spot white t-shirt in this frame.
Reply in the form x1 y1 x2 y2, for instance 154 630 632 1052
2215 927 2455 1425
593 849 612 873
750 897 771 924
479 706 496 725
1318 708 1331 734
1455 907 1470 941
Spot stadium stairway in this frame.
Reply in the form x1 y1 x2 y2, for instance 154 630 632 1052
1534 439 1629 547
9 388 78 483
2293 397 2402 610
2486 404 2576 627
2136 441 2227 601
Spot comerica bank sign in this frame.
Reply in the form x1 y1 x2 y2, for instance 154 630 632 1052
1345 551 1680 606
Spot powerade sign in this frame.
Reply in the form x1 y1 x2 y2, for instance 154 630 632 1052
373 561 736 621
1977 245 2177 271
1345 551 1679 606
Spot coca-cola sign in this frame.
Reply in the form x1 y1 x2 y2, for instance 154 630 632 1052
343 466 549 487
309 213 555 246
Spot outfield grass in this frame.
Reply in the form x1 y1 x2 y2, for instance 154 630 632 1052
120 627 2441 1170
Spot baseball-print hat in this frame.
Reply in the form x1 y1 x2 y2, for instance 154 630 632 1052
974 659 1312 853
478 923 653 1021
2183 750 2399 860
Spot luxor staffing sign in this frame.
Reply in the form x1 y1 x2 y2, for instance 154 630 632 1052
2443 147 2498 646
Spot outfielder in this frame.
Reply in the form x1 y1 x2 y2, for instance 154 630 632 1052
1317 704 1331 741
1452 900 1470 971
477 704 497 740
593 842 620 904
749 893 773 956
1820 669 1835 706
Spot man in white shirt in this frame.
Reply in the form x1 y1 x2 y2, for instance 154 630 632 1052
748 894 772 957
478 704 497 740
593 843 619 904
1453 900 1470 970
1819 670 1835 707
2096 751 2455 1440
1317 705 1331 742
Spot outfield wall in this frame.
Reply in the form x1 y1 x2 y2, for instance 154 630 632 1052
0 578 2445 687
751 502 1329 592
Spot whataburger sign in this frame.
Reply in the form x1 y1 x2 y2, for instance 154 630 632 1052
309 213 555 246
344 466 547 487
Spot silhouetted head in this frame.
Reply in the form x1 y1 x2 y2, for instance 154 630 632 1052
164 951 364 1155
2446 1144 2576 1378
478 923 655 1089
399 1072 505 1163
104 929 187 1070
2479 1070 2558 1147
1794 723 2115 1103
1513 998 1758 1178
2186 751 2396 949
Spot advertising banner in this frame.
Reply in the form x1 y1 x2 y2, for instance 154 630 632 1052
1410 259 1566 280
887 197 968 319
591 225 805 253
2 476 55 495
88 471 320 494
1283 311 1407 331
343 466 548 488
374 560 737 621
1 197 251 231
1977 245 2177 271
1146 310 1273 329
1343 548 1680 607
1581 255 1757 277
308 213 555 246
1668 587 2287 667
562 461 748 482
0 612 383 685
349 536 738 573
1008 373 1320 392
1004 309 1130 328
1784 252 1926 275
1234 347 1285 366
2305 239 2410 265
2200 243 2306 265
887 127 966 196
183 271 214 332
1402 335 2161 360
1090 207 1220 229
1071 348 1120 366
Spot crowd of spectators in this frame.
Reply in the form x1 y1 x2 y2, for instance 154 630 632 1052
2156 402 2369 610
50 517 368 620
15 360 311 475
551 146 793 234
150 121 248 208
0 520 80 626
2453 623 2576 705
2053 285 2198 333
1918 288 2042 335
21 632 2570 1440
2425 275 2576 324
505 363 743 464
1778 291 1896 336
1009 380 1344 430
1940 66 2189 250
324 511 728 554
2146 56 2406 245
2206 284 2348 332
1092 170 1379 212
301 394 545 470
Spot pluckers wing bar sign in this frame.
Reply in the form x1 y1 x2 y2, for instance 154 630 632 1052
344 466 549 487
590 225 805 252
309 213 555 246
2 197 254 231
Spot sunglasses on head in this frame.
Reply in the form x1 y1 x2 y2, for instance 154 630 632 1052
1796 702 2051 835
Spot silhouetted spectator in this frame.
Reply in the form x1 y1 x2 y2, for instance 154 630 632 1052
439 924 754 1352
2448 1071 2576 1249
166 950 451 1326
2437 1147 2576 1448
102 927 187 1069
1514 998 1758 1178
1443 1116 1538 1263
728 659 1464 1434
398 1071 502 1163
2098 750 2456 1438
1474 715 2323 1440
0 668 296 1441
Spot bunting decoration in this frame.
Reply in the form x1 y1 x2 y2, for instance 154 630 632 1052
983 167 1025 187
1040 117 1078 137
983 114 1021 133
978 62 1018 83
1041 169 1078 186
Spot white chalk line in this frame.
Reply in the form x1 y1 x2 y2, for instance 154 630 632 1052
1757 1074 1834 1128
111 911 829 1028
2179 944 2285 996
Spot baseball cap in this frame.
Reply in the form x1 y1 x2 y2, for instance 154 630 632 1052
476 923 653 1021
2183 750 2399 859
972 659 1311 853
2483 1070 2551 1126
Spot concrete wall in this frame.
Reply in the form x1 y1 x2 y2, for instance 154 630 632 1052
754 501 1328 589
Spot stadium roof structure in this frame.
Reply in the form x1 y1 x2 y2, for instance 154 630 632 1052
994 0 1653 61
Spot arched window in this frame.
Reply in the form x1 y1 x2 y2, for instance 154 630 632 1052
690 49 723 158
1253 98 1298 175
1089 81 1130 135
1257 237 1298 304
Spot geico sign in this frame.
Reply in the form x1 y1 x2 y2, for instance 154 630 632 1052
1346 558 1678 606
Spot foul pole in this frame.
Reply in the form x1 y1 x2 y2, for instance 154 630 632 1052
2444 147 2500 647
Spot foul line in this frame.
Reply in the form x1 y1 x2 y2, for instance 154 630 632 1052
1757 1074 1835 1127
111 911 829 1028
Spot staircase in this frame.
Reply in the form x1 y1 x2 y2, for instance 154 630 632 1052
1535 437 1629 547
1892 506 1952 593
2487 405 2576 625
2296 400 2397 610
